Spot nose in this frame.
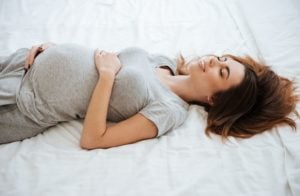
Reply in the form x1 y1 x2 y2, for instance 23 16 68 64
209 56 222 68
202 56 218 71
208 57 216 68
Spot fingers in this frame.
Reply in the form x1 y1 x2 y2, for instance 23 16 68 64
24 45 41 70
24 43 55 72
28 45 42 66
94 49 109 61
94 48 121 65
97 49 106 56
95 49 117 56
95 49 101 55
94 49 100 61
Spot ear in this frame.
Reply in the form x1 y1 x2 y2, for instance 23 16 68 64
207 96 214 106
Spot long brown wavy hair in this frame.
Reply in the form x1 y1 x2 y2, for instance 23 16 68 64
176 54 299 138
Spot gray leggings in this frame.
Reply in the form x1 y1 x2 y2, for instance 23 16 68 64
0 49 49 144
0 104 48 144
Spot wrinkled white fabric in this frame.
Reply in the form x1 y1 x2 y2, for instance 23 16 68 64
0 0 299 196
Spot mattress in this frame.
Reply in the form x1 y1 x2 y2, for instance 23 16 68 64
0 0 299 195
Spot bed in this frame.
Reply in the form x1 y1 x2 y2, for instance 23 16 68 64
0 0 300 195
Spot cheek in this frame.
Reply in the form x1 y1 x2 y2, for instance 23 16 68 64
206 73 226 92
192 67 228 93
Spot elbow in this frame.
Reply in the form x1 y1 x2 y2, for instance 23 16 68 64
80 137 99 150
80 139 107 150
80 138 93 150
80 132 106 150
80 144 110 150
80 140 94 150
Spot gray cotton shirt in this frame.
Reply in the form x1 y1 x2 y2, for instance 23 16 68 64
17 44 189 137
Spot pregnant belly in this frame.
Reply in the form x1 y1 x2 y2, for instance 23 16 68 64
18 44 99 124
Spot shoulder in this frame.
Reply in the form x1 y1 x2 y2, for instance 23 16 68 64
149 53 177 74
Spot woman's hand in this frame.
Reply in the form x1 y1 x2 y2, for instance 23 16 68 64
94 49 122 76
24 42 56 70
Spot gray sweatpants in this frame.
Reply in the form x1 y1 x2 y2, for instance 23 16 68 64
0 49 49 144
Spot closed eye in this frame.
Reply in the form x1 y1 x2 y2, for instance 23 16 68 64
219 68 224 78
219 67 230 80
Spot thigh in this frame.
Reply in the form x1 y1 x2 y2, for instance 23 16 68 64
0 104 50 144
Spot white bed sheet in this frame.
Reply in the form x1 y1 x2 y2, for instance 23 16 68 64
0 0 299 195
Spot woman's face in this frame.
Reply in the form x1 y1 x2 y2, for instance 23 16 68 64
187 55 245 103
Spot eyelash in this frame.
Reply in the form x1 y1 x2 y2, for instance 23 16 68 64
219 68 224 78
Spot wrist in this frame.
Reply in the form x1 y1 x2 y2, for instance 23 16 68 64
99 70 116 81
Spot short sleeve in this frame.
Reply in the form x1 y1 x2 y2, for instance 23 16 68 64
149 54 177 76
139 101 188 137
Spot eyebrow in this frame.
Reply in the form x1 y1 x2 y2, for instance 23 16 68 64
225 66 230 80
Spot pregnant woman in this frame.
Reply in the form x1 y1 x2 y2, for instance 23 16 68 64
0 43 298 149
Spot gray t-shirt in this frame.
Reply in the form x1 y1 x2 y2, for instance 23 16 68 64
17 44 189 137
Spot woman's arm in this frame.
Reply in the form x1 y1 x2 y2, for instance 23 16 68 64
80 49 158 150
81 50 120 148
80 71 115 148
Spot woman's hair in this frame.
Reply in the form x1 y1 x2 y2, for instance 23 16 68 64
176 54 299 138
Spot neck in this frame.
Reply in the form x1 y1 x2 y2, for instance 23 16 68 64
160 74 206 103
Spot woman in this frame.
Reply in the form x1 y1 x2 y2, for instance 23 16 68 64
0 43 298 148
